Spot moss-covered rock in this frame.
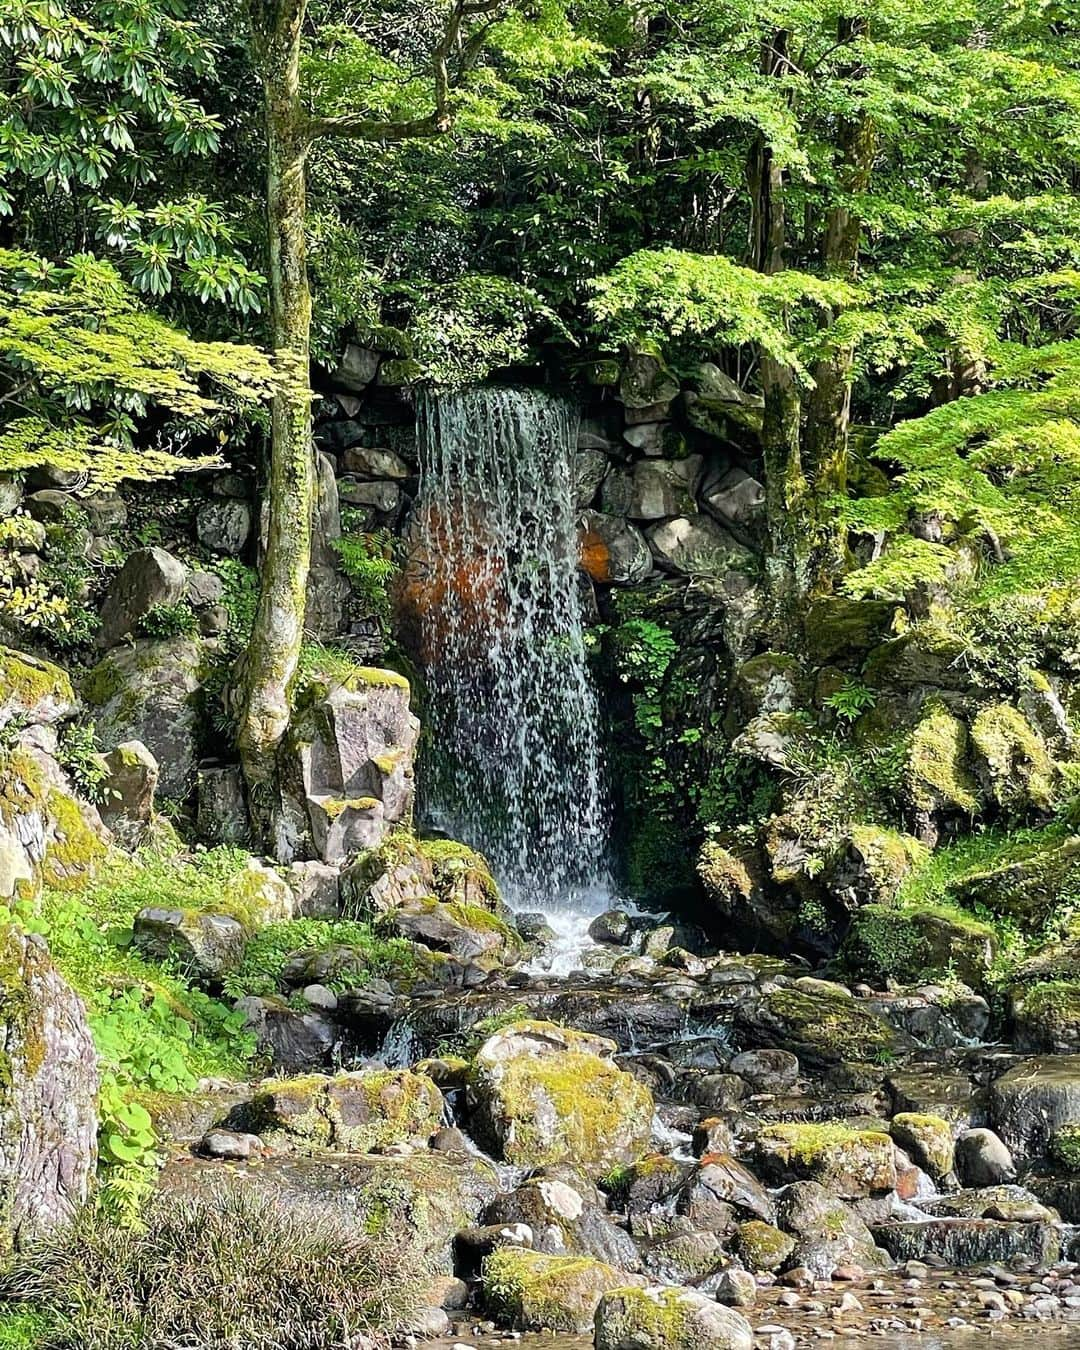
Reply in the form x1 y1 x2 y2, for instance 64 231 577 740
1013 982 1080 1054
734 1220 796 1273
132 907 247 980
755 1122 896 1198
825 826 928 909
0 746 107 899
990 1055 1080 1163
467 1021 654 1178
0 647 75 728
970 703 1058 813
889 1113 954 1181
594 1285 754 1350
378 895 521 963
733 982 897 1070
840 903 998 989
481 1248 640 1333
805 597 895 665
947 834 1080 924
241 1068 444 1153
906 704 979 816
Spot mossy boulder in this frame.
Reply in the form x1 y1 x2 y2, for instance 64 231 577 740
864 628 973 692
619 343 679 409
0 746 108 900
905 704 979 817
83 637 205 800
1 925 98 1252
805 597 894 665
467 1021 654 1178
947 834 1080 925
755 1123 896 1198
970 703 1058 813
133 907 246 980
0 647 75 729
342 833 502 918
482 1176 639 1270
990 1056 1080 1163
734 1220 795 1273
1013 982 1080 1054
594 1285 754 1350
482 1249 641 1333
825 827 928 910
889 1113 955 1182
378 895 521 964
241 1069 445 1152
840 904 998 990
733 981 897 1070
774 1180 890 1279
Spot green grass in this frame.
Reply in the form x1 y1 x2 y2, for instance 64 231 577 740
0 1309 55 1349
894 821 1073 910
222 917 422 999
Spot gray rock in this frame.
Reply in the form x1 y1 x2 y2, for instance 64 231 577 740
623 457 704 520
196 765 250 846
99 740 158 831
702 467 766 531
729 1049 799 1093
85 637 204 799
83 492 127 533
287 860 341 917
337 478 401 514
715 1267 757 1308
97 547 188 647
646 516 756 578
331 343 380 392
1 928 98 1249
578 511 653 586
210 472 251 499
197 1128 262 1160
25 488 81 522
955 1128 1017 1187
303 563 352 640
233 996 336 1070
301 984 338 1011
342 446 411 480
573 449 609 508
483 1177 639 1270
133 907 246 980
619 348 680 409
311 451 342 569
595 1286 753 1350
185 569 225 609
678 1155 774 1226
991 1056 1080 1163
872 1218 1060 1268
196 499 252 555
589 910 634 945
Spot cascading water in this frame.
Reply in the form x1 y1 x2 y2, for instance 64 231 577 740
408 386 613 922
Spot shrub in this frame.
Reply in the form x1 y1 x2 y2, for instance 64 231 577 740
0 1190 420 1349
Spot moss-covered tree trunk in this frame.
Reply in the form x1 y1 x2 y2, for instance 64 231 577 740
239 0 313 812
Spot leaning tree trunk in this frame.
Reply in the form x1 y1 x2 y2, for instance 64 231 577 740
238 0 314 819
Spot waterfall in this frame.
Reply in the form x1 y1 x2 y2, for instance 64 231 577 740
410 386 612 911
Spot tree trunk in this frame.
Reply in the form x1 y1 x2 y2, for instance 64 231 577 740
804 15 875 572
749 29 809 628
238 0 314 816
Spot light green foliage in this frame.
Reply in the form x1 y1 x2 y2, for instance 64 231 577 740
0 1309 55 1349
824 680 877 725
138 601 199 640
1051 1123 1080 1172
222 917 420 999
332 528 397 633
55 720 110 806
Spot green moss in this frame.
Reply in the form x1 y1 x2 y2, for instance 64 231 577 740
735 1220 796 1273
907 703 979 814
1051 1123 1080 1172
840 902 998 988
249 1069 444 1153
847 825 928 894
889 1112 954 1178
805 597 894 665
0 646 74 713
971 702 1058 812
40 788 107 890
322 796 380 821
481 1249 623 1333
761 985 895 1063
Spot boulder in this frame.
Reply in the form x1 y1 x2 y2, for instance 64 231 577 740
574 450 610 508
872 1218 1060 1268
233 996 336 1070
619 346 679 409
342 446 411 480
0 648 76 729
991 1056 1080 1163
84 637 204 800
733 983 896 1069
0 746 108 900
1 927 98 1251
888 1113 954 1182
196 765 249 846
380 896 520 964
594 1285 754 1350
954 1128 1016 1187
701 466 766 535
773 1181 889 1279
483 1177 640 1270
482 1248 640 1333
467 1021 654 1178
589 910 634 945
617 458 703 521
196 499 251 556
734 1221 795 1273
331 343 380 392
287 860 341 918
97 547 188 647
729 1049 798 1093
133 907 246 980
646 516 755 579
278 662 419 864
755 1124 896 1199
677 1154 773 1226
970 703 1057 813
98 740 158 833
240 1070 445 1152
579 512 653 586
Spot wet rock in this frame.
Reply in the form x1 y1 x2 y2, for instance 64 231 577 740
734 1221 795 1273
133 907 245 980
594 1284 754 1350
729 1049 799 1093
457 1222 535 1275
620 346 680 409
683 1072 746 1113
677 1155 774 1226
97 546 188 647
773 1182 889 1279
610 1154 691 1214
692 1118 736 1158
196 499 251 555
574 449 609 508
889 1113 955 1183
332 343 380 392
84 637 204 799
872 1218 1060 1268
1 927 98 1249
481 1248 641 1333
715 1267 756 1308
232 997 336 1070
755 1124 896 1198
887 1071 979 1130
954 1128 1016 1187
467 1020 654 1178
578 511 653 586
197 1128 262 1160
381 895 520 964
733 983 897 1070
990 1056 1080 1163
589 910 634 945
618 457 703 520
484 1177 639 1270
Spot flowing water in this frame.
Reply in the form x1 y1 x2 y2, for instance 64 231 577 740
412 386 613 914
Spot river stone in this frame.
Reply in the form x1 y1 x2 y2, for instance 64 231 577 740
756 1123 896 1198
889 1113 955 1182
83 637 204 800
483 1178 640 1270
381 895 519 964
133 907 246 980
735 1221 796 1273
955 1128 1016 1187
196 499 251 555
589 910 634 945
97 546 188 647
646 515 755 579
733 983 896 1069
729 1049 799 1093
1 927 98 1251
161 1148 497 1273
467 1020 654 1178
990 1056 1080 1163
578 511 653 586
594 1285 754 1350
677 1154 774 1225
872 1218 1060 1268
482 1248 643 1333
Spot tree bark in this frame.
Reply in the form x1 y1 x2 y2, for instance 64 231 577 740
238 0 314 811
